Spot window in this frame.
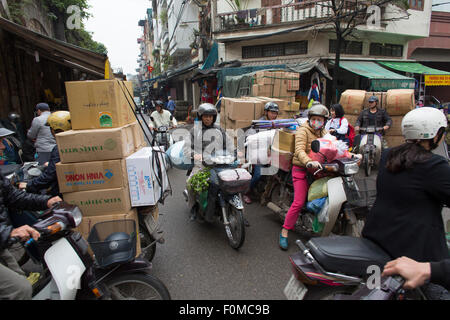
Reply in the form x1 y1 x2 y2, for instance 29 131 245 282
242 41 308 59
408 0 424 11
370 43 403 57
329 40 363 55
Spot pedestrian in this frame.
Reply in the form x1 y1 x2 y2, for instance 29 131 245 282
279 104 329 250
27 103 56 165
167 96 176 116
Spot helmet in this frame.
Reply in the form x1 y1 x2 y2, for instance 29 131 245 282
98 232 135 268
197 103 218 117
0 128 15 138
8 112 20 122
401 107 447 140
46 111 71 132
155 100 164 107
308 104 330 120
264 102 279 113
368 96 379 103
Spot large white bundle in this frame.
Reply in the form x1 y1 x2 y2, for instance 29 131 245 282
245 130 277 165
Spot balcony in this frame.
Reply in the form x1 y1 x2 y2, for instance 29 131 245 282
216 0 370 33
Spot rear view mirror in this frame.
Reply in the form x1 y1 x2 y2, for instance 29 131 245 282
311 140 320 153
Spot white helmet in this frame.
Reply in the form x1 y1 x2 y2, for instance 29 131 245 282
401 107 448 140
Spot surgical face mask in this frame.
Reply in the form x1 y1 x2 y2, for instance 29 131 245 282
310 119 324 130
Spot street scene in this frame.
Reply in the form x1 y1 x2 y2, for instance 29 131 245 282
0 0 450 307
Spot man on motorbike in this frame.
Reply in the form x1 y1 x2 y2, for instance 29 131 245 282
353 96 392 152
0 176 62 299
243 102 280 205
183 103 237 223
279 104 329 250
1 113 35 162
362 107 449 294
149 100 177 131
18 111 71 197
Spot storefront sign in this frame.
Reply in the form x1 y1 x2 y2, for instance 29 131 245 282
425 75 450 86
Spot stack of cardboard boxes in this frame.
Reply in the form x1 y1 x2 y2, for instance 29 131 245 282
55 80 148 256
341 89 415 147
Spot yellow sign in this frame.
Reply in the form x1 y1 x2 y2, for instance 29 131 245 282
425 75 450 86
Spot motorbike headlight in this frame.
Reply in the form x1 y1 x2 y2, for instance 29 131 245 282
344 163 360 175
71 206 83 227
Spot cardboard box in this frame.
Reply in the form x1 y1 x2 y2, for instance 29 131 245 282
273 130 295 153
56 122 137 163
63 187 132 217
340 90 366 115
385 135 405 148
385 115 404 136
65 80 135 130
386 89 415 116
346 114 359 127
132 121 148 150
75 209 141 258
126 147 170 207
56 160 128 193
223 98 256 121
255 71 278 85
252 84 273 97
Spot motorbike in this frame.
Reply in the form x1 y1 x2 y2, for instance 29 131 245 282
357 127 385 177
152 125 174 152
185 151 250 250
266 140 370 238
8 202 171 300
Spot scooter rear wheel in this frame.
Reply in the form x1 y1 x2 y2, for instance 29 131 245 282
105 273 171 300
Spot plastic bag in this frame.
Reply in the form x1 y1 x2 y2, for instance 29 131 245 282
308 177 332 202
199 190 208 212
312 216 324 234
166 140 193 171
306 197 327 215
308 138 338 163
318 197 330 223
246 130 277 165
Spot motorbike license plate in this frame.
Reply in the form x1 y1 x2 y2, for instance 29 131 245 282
284 275 308 300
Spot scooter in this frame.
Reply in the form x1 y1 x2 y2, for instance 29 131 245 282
185 151 250 250
8 202 171 300
357 127 384 177
266 140 369 238
152 125 174 152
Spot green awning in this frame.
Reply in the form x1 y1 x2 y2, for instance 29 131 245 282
331 61 416 91
378 61 450 75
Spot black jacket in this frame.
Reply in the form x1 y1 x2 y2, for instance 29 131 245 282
431 259 450 290
26 145 60 196
0 176 50 250
355 108 392 129
362 150 450 263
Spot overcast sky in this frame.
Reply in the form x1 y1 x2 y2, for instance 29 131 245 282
433 0 450 11
84 0 152 75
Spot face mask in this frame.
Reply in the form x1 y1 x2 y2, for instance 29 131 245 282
310 120 324 130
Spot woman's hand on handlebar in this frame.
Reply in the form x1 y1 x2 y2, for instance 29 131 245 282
10 225 40 243
382 257 431 290
306 161 322 170
47 196 62 208
18 182 27 190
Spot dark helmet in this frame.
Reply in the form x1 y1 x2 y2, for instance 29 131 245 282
368 95 379 104
8 112 20 123
197 103 218 124
264 102 279 113
99 232 135 268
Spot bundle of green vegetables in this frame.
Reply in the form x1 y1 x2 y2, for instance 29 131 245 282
187 169 211 193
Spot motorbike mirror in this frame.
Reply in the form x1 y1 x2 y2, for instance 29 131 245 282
150 117 155 122
28 168 42 177
170 116 174 121
311 140 321 153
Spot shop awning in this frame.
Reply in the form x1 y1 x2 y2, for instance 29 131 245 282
201 42 218 70
378 61 450 75
331 61 416 91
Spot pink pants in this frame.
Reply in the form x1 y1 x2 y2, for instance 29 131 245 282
283 165 309 231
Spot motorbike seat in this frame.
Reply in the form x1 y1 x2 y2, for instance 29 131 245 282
307 236 392 278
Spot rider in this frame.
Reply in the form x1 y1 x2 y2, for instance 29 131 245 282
353 95 392 152
183 103 236 223
243 102 280 205
149 100 177 131
362 107 449 265
0 176 62 300
325 104 350 146
0 128 21 165
19 111 71 197
279 104 329 250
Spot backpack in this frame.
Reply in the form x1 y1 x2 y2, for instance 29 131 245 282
339 118 356 147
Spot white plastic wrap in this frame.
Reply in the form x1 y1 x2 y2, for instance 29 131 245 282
246 130 277 165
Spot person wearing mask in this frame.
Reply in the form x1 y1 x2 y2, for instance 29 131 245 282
362 107 449 297
27 103 56 165
19 111 71 197
0 176 62 300
354 96 392 152
325 104 350 146
243 102 279 205
279 104 329 250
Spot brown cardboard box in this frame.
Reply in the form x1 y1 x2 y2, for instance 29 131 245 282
55 122 136 163
386 89 415 116
385 115 404 136
340 90 366 115
385 135 405 148
256 71 277 85
66 80 135 130
223 98 256 121
63 187 132 217
75 209 141 258
278 110 297 119
252 84 273 97
56 160 128 193
273 130 295 153
132 121 148 150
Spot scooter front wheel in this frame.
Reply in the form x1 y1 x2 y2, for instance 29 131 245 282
364 153 372 177
105 273 171 300
224 204 245 250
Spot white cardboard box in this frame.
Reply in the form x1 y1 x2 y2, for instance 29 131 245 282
126 147 169 207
